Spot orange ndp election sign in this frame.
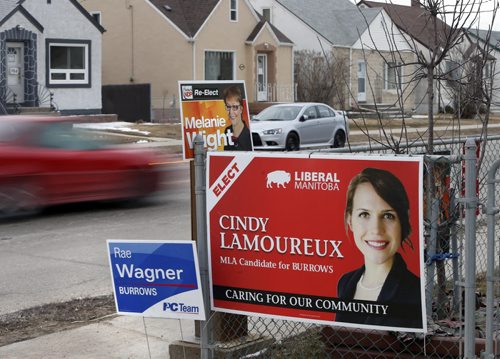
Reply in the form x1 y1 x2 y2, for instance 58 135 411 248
178 80 253 159
207 152 427 333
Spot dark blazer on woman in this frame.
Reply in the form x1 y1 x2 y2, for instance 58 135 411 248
336 253 423 329
224 124 252 151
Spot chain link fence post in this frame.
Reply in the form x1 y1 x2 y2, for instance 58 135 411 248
464 138 478 359
450 193 461 317
484 159 500 358
426 197 440 316
194 135 213 359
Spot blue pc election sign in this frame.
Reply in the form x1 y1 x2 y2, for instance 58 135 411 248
107 240 205 320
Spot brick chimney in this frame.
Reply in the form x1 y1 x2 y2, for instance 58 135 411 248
411 0 421 7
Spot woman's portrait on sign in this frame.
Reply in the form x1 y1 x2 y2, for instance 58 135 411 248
336 168 422 329
222 85 252 151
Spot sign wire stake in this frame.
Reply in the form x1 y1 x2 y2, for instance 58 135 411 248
178 319 187 359
424 334 427 357
143 317 152 359
201 311 218 331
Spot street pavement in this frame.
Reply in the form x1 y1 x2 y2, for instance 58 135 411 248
0 132 193 359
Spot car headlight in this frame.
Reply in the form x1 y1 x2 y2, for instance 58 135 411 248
262 128 282 135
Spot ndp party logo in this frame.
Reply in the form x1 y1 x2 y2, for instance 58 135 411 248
182 86 193 100
266 169 341 191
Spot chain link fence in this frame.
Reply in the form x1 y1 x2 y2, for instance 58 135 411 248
484 158 500 358
196 135 500 359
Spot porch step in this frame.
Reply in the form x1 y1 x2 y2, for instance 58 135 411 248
4 102 19 114
15 106 60 116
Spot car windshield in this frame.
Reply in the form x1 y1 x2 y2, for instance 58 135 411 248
36 123 108 150
254 106 301 121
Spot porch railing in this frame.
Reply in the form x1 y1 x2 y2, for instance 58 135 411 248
254 83 297 102
0 87 20 115
0 80 57 115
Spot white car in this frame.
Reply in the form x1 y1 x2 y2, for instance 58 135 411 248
251 102 349 151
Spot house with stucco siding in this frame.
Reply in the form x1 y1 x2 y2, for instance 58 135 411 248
250 0 416 113
79 0 294 121
359 0 460 114
0 0 104 115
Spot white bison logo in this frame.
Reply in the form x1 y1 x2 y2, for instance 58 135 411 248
266 170 291 188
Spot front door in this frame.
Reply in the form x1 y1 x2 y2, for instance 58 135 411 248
357 60 366 102
257 54 268 101
7 43 24 103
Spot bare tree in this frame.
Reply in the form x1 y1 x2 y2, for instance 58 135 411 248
379 0 497 153
445 29 498 170
343 0 498 322
294 50 349 109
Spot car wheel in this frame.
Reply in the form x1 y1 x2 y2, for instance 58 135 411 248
332 130 346 148
285 133 300 151
0 183 41 219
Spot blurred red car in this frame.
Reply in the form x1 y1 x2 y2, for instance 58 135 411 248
0 116 163 218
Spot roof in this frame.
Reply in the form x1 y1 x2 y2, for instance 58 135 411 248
468 29 500 52
360 0 451 49
276 0 382 47
148 0 219 38
149 0 292 44
247 14 293 44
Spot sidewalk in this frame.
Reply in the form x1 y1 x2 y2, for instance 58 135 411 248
128 136 183 149
0 315 195 359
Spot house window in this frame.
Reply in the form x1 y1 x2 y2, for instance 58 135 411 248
205 51 234 80
230 0 237 21
384 61 402 90
47 40 90 87
262 8 271 23
484 61 492 79
90 11 101 25
445 60 460 81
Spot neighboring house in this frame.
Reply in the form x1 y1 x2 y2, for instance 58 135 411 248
0 0 104 115
79 0 294 121
358 0 457 114
466 29 500 113
250 0 416 112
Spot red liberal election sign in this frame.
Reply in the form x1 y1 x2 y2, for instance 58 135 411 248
207 152 426 333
